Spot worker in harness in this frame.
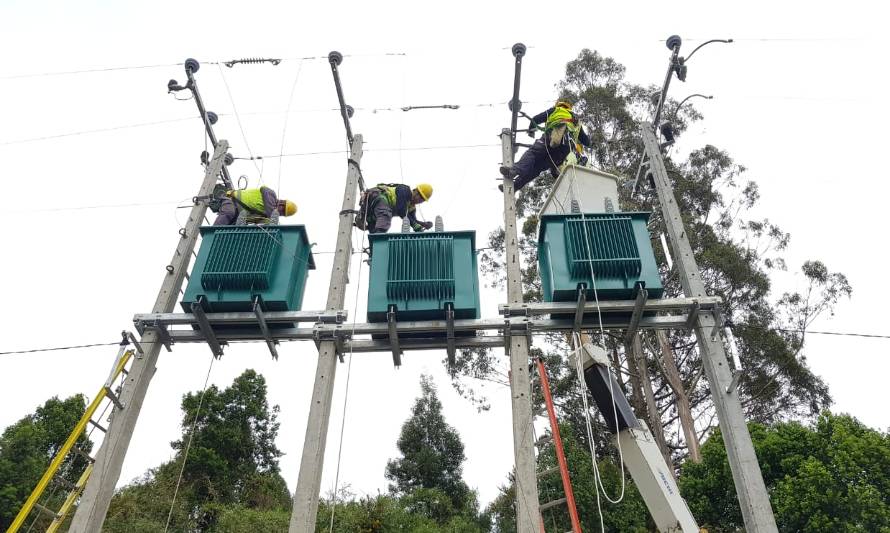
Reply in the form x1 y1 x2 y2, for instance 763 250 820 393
356 183 434 234
213 185 297 226
499 100 591 191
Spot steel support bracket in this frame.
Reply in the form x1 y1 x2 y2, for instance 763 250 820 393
624 286 649 345
190 300 225 358
252 296 280 360
311 323 339 356
711 304 725 341
145 321 173 352
685 300 701 331
572 286 587 339
126 331 144 357
503 318 512 356
103 387 125 410
387 306 402 367
445 304 456 367
498 303 530 317
726 368 743 394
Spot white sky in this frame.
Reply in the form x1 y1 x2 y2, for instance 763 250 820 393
1 0 887 511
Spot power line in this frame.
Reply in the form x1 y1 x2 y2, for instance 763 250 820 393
0 62 187 80
774 328 890 340
237 143 499 160
0 117 195 146
0 342 120 356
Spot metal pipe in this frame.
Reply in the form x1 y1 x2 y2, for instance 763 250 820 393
651 36 683 134
509 43 527 146
184 63 233 188
328 51 354 143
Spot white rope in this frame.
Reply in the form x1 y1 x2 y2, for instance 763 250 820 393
163 353 216 532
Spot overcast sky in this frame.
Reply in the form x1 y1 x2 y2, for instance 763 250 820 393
1 0 887 512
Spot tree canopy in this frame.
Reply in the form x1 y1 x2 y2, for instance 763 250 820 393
0 394 91 530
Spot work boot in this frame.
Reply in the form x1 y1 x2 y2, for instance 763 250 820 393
499 165 518 179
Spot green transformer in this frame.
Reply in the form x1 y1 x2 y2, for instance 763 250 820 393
367 231 480 323
181 225 315 319
538 212 663 303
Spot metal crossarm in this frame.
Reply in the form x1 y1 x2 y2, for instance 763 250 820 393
445 303 456 367
624 287 650 344
253 296 280 360
191 299 225 358
387 306 402 366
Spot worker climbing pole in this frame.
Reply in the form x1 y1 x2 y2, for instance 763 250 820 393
499 41 542 532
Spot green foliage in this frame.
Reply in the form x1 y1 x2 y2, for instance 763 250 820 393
0 394 91 530
461 47 851 472
681 412 890 532
487 425 650 532
386 375 472 514
104 370 290 532
317 492 488 533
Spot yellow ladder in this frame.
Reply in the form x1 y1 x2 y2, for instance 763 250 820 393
7 337 137 533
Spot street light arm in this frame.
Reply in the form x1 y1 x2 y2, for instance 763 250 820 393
673 94 713 119
683 39 733 63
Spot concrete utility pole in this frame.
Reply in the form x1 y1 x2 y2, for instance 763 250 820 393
640 122 778 532
70 141 230 531
289 134 363 532
500 129 540 532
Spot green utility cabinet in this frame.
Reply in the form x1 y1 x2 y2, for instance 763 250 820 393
181 225 315 317
367 231 480 323
538 212 663 302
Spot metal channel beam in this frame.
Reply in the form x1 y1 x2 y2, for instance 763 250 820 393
160 314 697 345
133 309 344 329
624 288 649 344
500 296 719 316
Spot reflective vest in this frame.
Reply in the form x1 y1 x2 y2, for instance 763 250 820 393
545 107 575 130
232 188 266 215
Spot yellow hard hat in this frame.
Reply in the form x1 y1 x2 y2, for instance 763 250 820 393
281 200 297 217
415 183 433 201
555 100 573 110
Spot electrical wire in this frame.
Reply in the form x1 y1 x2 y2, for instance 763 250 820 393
164 353 216 533
0 62 187 80
0 117 195 146
327 220 368 532
216 64 262 182
0 342 119 356
276 59 305 197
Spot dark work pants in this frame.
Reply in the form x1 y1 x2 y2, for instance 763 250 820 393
367 193 394 234
214 198 238 226
513 138 570 191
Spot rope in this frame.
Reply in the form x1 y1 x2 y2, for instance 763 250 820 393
163 353 216 532
327 204 369 531
276 59 305 197
567 165 627 499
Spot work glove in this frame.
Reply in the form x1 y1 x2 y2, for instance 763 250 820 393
526 120 536 137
